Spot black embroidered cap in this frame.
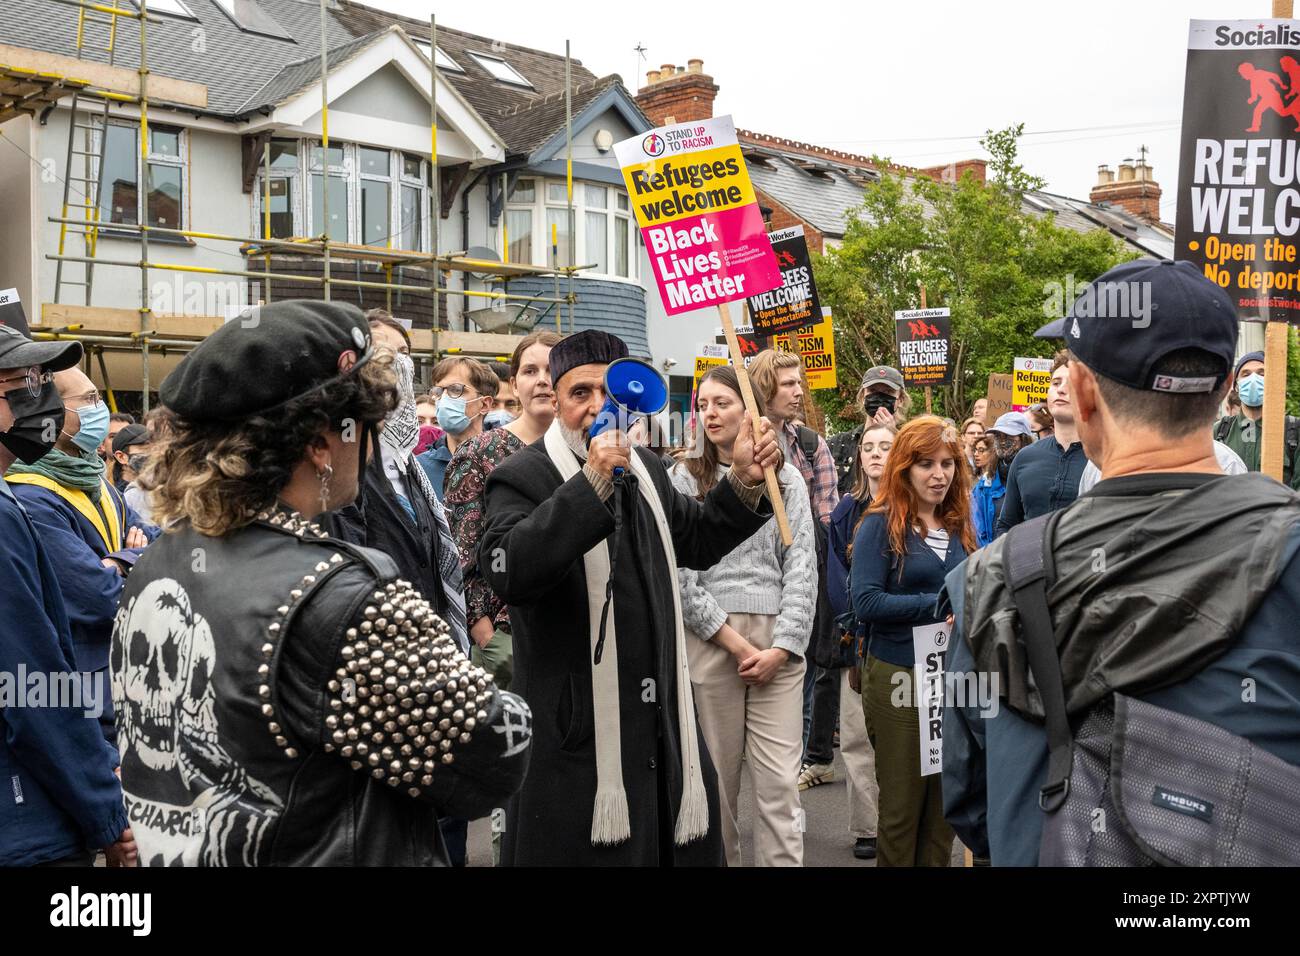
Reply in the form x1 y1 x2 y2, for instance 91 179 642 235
161 300 373 422
548 329 628 388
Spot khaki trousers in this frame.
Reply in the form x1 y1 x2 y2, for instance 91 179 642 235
839 667 879 838
687 612 806 867
862 655 953 867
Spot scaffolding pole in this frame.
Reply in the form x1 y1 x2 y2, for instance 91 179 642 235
138 0 152 412
319 0 331 301
565 40 574 333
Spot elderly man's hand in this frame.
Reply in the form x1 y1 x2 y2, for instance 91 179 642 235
732 415 782 485
125 526 148 549
587 429 632 482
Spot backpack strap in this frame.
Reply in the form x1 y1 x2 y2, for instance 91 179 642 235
1003 512 1073 813
796 425 820 466
1215 415 1234 444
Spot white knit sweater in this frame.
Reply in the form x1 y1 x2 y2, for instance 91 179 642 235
669 460 817 657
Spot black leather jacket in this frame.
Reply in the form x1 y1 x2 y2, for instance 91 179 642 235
110 507 531 866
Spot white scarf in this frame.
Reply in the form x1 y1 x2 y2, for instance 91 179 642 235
543 419 709 847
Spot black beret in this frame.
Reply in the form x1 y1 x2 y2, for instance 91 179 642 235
549 329 628 387
161 300 373 422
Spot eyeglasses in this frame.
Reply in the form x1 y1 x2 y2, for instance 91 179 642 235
0 367 50 400
63 389 103 410
429 383 478 400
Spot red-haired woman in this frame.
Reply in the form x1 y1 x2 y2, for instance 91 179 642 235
849 415 976 867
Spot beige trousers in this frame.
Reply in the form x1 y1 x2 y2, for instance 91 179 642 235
839 667 879 838
687 612 806 867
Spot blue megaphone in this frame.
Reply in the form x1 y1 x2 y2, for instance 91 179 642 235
589 358 669 466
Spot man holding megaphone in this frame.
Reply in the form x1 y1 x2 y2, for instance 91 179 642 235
480 329 783 866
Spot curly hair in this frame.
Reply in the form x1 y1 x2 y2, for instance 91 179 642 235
140 350 398 538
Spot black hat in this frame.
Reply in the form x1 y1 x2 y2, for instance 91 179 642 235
1034 259 1237 393
112 423 150 455
161 300 373 422
549 329 628 387
0 323 83 373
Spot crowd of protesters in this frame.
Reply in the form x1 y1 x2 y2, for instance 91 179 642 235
3 257 1299 868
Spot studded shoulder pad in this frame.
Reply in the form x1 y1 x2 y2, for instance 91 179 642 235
323 579 494 798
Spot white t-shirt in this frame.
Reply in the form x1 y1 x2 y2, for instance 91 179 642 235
1077 440 1248 494
924 526 949 562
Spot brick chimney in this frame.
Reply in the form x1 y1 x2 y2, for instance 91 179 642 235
634 58 718 127
1089 150 1162 223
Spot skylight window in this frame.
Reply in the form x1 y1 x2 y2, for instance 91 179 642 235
132 0 196 18
414 41 465 72
212 0 294 41
467 52 533 88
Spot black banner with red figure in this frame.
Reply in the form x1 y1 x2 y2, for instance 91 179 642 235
745 225 822 335
894 308 952 387
1175 19 1300 324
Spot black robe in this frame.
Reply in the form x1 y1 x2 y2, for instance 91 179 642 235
480 443 772 866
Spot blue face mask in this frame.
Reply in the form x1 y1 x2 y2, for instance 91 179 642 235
436 394 474 435
483 409 515 430
1238 374 1265 408
69 401 110 454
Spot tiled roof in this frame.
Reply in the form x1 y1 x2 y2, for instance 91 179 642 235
742 138 1171 257
493 74 631 157
238 27 390 113
330 0 602 154
4 0 610 154
3 0 358 115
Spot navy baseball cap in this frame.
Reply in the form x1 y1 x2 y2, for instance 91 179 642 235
1034 259 1238 393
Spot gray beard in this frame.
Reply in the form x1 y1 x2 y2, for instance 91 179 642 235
559 422 589 459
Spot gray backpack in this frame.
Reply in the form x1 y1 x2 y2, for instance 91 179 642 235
1005 513 1300 866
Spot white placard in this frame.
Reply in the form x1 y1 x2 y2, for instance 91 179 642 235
912 621 950 777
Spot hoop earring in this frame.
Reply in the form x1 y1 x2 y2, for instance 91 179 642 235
317 463 334 513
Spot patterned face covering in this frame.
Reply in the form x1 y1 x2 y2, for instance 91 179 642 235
380 352 419 462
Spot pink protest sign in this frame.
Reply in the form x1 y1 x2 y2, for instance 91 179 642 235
615 115 782 315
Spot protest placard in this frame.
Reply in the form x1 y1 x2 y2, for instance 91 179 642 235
615 116 781 316
894 308 952 387
912 621 949 777
0 288 29 335
986 372 1014 422
692 344 730 392
1176 20 1300 322
769 308 837 390
746 225 822 335
1012 357 1052 409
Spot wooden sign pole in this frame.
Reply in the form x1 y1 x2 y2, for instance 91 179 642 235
718 302 794 546
919 283 933 414
1265 0 1295 482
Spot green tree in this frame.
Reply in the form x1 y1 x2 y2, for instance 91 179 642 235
814 125 1136 431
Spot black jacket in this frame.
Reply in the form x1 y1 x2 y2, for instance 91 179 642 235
111 508 530 866
480 443 771 866
323 454 454 637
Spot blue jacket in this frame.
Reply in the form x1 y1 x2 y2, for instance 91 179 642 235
7 476 157 745
993 437 1087 537
416 437 453 502
0 478 128 866
850 511 967 667
942 478 1300 866
971 471 1005 549
827 493 869 640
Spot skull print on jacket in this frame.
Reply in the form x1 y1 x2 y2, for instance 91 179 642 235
110 505 531 866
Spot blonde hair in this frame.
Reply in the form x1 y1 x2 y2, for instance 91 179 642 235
748 349 803 408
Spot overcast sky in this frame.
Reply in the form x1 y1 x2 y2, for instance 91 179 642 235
363 0 1279 220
